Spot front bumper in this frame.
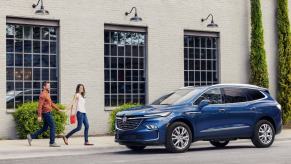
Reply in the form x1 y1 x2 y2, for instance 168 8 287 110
115 129 160 146
114 116 170 146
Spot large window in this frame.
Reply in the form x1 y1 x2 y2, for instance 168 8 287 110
6 23 58 109
104 28 146 107
184 32 219 86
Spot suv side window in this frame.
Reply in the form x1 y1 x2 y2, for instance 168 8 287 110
223 87 247 103
244 89 265 101
194 88 222 105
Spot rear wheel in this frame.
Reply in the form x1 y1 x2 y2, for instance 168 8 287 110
210 140 229 148
251 120 275 148
126 145 146 151
165 122 192 153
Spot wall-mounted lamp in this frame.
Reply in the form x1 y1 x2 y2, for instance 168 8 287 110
125 7 142 22
201 14 218 28
32 0 49 15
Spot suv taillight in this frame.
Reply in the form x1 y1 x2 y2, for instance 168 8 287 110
276 104 282 111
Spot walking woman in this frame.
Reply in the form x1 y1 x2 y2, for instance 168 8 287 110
63 84 94 146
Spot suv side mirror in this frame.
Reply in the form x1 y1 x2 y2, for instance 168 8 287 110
198 100 210 110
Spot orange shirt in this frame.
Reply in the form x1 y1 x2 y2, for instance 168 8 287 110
37 90 60 117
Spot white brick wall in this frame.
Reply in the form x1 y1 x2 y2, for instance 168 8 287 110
0 0 289 138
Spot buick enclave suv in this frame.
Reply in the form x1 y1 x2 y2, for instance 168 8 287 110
115 84 282 153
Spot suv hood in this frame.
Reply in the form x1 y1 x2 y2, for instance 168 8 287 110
116 104 187 117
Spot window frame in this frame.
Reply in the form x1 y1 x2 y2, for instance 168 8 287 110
6 17 60 112
104 24 148 110
183 30 220 87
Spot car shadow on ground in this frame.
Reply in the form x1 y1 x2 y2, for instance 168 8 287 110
108 145 255 155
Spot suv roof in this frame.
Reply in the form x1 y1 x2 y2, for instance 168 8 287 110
179 84 267 91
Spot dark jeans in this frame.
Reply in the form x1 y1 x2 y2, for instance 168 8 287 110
66 111 89 143
31 112 56 144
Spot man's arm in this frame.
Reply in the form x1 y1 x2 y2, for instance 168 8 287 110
38 94 45 118
51 102 61 111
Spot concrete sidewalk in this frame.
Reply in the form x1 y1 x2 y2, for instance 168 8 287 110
0 129 290 160
0 135 122 160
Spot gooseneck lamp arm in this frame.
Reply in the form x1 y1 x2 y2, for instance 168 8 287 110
32 0 43 9
125 7 138 16
201 14 214 23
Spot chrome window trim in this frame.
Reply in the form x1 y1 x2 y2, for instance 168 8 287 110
192 86 268 106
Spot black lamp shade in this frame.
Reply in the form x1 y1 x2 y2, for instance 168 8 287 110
130 15 142 22
207 22 218 28
35 8 49 15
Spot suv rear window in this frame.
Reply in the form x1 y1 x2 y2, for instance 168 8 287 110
244 89 265 101
223 88 248 103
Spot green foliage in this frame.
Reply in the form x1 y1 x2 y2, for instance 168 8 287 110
249 0 269 88
13 102 67 139
277 0 291 124
109 103 141 133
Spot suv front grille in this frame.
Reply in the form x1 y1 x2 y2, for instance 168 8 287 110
116 118 143 130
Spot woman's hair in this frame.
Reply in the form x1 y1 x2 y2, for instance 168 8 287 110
76 84 85 98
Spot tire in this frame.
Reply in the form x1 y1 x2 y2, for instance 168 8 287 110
165 122 192 153
210 140 229 148
251 120 275 148
126 145 146 151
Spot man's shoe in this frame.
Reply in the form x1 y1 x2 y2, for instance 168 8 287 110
84 142 94 146
49 143 61 147
27 134 32 146
62 136 68 145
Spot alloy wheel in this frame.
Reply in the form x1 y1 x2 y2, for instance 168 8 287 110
171 126 190 150
258 123 273 145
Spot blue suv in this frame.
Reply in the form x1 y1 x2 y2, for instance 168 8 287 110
115 84 282 153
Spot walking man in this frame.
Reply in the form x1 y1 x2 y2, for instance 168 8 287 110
27 81 62 147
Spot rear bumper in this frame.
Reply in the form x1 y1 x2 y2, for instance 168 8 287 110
276 121 282 135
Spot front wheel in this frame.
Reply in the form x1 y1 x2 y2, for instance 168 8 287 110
126 145 146 151
210 140 229 148
165 122 192 153
251 120 275 148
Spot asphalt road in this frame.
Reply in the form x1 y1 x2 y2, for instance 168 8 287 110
1 139 291 164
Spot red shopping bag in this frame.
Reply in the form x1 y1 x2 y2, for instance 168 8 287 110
70 115 76 124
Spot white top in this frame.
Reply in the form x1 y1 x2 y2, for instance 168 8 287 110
76 93 86 113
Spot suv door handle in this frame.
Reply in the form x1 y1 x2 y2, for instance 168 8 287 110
250 107 256 111
218 109 226 112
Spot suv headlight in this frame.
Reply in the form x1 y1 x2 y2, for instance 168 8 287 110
144 112 171 117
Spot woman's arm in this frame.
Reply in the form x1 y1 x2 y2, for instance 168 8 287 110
70 93 79 110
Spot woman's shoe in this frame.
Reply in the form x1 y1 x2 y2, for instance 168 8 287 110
84 142 94 146
62 136 68 145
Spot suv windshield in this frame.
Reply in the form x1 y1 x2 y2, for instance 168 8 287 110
151 88 205 105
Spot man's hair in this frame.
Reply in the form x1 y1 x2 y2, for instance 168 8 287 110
42 81 50 88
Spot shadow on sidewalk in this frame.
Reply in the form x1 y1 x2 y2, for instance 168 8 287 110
104 145 255 155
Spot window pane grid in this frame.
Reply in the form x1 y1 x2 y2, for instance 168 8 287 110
104 30 146 107
6 24 58 109
184 35 219 87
